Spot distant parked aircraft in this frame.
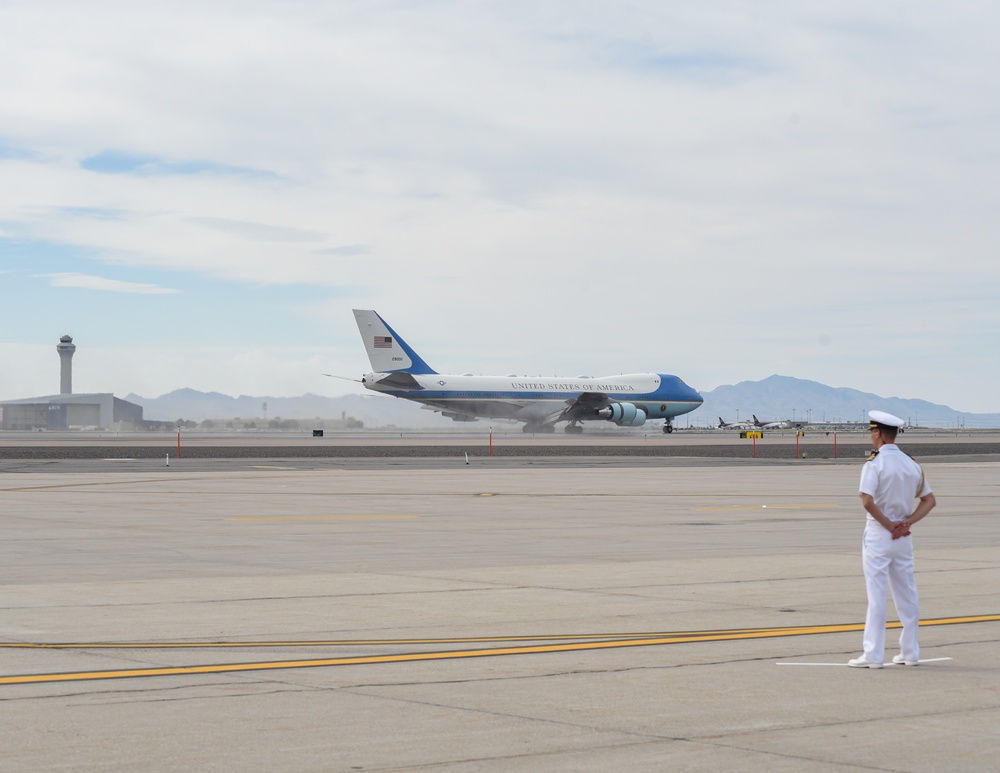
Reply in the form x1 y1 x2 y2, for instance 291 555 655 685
717 416 753 430
752 414 792 429
351 309 703 434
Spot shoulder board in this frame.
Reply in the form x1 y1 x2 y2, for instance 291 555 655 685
866 449 879 461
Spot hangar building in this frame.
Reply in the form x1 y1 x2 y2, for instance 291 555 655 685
1 393 143 430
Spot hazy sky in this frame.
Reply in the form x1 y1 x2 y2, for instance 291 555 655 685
2 1 998 412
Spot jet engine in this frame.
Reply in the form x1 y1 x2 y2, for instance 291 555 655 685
598 402 647 427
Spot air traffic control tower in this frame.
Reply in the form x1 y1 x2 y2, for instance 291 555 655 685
57 334 76 394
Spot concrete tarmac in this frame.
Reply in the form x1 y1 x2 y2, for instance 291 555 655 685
2 450 999 771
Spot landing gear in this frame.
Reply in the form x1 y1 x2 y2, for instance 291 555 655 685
564 423 584 434
662 419 674 434
523 423 556 434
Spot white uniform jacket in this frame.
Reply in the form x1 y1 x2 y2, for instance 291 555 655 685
859 444 932 520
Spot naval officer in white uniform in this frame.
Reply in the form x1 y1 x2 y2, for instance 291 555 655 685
849 410 936 669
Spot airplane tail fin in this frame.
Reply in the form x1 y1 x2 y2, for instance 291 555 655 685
353 310 438 374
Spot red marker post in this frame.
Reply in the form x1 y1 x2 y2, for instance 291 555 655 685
177 429 181 459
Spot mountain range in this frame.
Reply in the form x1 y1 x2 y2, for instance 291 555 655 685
126 375 1000 429
697 375 996 429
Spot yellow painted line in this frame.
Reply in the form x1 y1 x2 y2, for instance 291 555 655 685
693 504 840 511
0 630 843 685
225 515 418 522
0 628 799 649
3 615 997 686
4 615 997 651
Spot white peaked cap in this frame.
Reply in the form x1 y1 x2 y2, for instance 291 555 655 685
869 410 905 428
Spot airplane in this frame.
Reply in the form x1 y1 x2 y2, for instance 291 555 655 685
717 416 753 430
752 414 791 430
350 309 703 434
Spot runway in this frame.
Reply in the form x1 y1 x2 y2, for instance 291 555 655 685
2 445 999 770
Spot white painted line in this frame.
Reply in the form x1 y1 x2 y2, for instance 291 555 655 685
889 657 953 665
776 662 852 667
776 657 953 667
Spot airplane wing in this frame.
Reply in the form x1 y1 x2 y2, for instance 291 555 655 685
561 391 611 421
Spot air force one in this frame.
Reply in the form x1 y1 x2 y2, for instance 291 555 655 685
352 309 703 434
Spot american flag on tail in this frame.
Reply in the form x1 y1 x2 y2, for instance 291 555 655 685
373 336 393 349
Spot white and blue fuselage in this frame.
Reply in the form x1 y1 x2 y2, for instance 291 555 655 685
353 310 703 433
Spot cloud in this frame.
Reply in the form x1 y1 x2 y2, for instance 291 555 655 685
36 272 180 295
57 207 128 221
186 217 327 243
314 244 372 257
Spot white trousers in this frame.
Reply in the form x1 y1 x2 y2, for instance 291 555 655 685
862 522 920 664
